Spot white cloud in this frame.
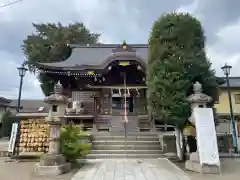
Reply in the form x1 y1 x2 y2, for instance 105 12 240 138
206 18 240 76
0 49 43 99
1 0 240 99
177 0 240 76
177 0 198 14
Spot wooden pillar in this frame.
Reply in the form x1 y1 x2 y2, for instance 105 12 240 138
135 92 140 115
101 89 111 115
93 96 96 115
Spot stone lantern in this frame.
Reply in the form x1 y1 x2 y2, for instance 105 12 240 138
187 81 212 124
35 82 71 176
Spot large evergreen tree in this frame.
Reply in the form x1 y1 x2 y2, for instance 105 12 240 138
22 22 100 96
147 12 220 127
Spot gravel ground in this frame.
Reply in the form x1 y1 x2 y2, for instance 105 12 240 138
173 158 240 180
0 157 77 180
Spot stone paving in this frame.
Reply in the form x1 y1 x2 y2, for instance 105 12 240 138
0 157 75 180
71 158 191 180
189 158 240 180
2 155 240 180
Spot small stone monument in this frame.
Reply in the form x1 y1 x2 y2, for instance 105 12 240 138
185 82 220 174
35 82 71 176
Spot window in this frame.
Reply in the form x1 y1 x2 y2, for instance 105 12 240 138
234 94 240 104
52 105 58 112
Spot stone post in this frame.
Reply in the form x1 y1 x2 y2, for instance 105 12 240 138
35 82 71 176
48 121 61 154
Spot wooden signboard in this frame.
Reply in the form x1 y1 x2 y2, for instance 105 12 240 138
119 61 129 66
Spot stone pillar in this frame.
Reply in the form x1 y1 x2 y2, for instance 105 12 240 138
35 82 71 176
48 123 61 154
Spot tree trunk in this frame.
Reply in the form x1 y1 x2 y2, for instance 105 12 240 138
175 126 184 160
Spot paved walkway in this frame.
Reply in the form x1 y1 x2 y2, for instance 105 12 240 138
71 158 191 180
0 157 75 180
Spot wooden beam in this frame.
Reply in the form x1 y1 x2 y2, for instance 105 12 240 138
86 84 147 89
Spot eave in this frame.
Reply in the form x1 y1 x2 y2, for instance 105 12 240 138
16 112 48 117
38 67 102 77
37 62 100 71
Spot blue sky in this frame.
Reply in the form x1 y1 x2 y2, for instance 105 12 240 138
1 0 240 99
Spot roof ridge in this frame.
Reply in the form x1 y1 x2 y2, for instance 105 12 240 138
11 99 44 101
69 44 148 48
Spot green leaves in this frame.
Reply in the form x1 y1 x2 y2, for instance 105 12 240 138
60 124 92 162
22 22 100 95
0 110 14 137
147 12 219 127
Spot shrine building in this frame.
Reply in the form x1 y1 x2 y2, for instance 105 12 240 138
35 41 169 132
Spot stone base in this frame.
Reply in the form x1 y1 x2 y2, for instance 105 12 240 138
164 152 177 159
35 153 71 176
185 152 220 174
35 162 71 176
185 160 220 174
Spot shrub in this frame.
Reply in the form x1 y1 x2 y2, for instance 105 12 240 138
60 123 92 162
0 110 14 138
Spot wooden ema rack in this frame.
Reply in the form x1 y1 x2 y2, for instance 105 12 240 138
14 119 50 156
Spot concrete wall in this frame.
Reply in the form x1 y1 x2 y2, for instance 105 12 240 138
160 134 233 154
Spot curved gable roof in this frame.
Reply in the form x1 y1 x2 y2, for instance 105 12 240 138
38 44 148 70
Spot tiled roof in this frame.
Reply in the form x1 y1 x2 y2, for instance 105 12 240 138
38 44 148 70
219 77 240 88
0 97 11 107
9 100 50 113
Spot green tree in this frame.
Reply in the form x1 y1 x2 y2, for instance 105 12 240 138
147 13 221 159
148 12 220 125
0 110 14 138
22 22 100 95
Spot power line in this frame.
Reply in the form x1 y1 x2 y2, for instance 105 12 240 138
0 0 23 9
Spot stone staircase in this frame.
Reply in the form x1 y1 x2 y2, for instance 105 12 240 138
86 132 164 159
110 116 139 132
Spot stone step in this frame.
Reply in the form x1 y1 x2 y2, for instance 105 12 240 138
92 140 160 146
91 149 162 154
92 136 159 141
85 153 164 159
92 144 161 150
92 132 159 136
110 129 139 133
